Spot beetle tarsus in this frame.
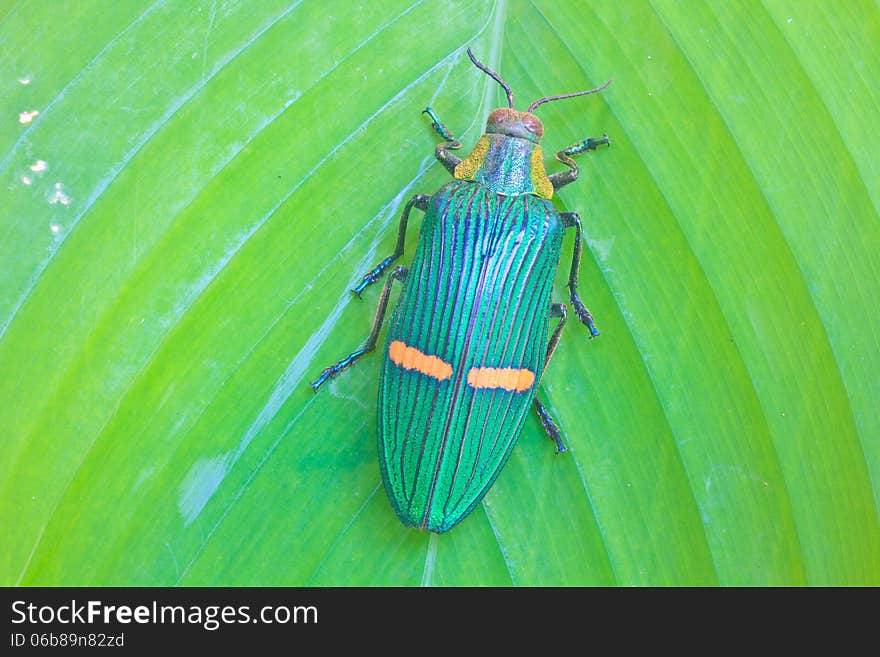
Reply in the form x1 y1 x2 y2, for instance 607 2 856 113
565 134 610 157
310 373 329 392
351 275 374 298
352 256 395 297
552 134 610 192
423 107 456 142
424 107 462 174
573 302 600 337
534 398 567 453
310 348 368 392
569 288 600 337
310 369 332 392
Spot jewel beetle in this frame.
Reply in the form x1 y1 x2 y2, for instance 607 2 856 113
311 49 610 533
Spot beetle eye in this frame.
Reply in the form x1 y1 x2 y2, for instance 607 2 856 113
521 114 543 138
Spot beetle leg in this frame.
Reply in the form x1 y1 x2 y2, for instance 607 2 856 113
548 134 610 192
311 266 409 392
534 302 568 453
352 195 429 297
422 107 462 175
560 212 600 337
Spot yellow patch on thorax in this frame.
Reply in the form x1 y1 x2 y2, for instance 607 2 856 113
530 146 553 199
389 341 452 381
454 135 490 181
466 366 535 392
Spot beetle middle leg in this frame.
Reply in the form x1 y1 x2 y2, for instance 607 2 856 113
311 266 408 392
561 211 600 337
352 194 429 297
533 302 568 453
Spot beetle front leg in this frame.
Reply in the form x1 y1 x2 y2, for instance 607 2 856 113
311 266 408 392
534 302 568 453
561 212 600 337
422 107 462 175
352 195 429 297
548 134 610 192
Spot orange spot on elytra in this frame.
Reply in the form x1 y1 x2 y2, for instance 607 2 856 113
389 341 452 381
467 366 534 392
517 369 535 390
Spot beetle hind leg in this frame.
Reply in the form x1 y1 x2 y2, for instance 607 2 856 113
311 266 408 392
533 302 569 453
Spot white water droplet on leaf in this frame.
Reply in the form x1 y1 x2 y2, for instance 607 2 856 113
18 110 39 124
49 182 70 205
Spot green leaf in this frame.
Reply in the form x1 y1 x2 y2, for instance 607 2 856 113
1 0 878 586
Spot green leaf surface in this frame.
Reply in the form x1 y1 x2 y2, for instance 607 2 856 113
1 0 878 586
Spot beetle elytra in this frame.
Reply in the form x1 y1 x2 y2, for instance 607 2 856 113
311 49 610 533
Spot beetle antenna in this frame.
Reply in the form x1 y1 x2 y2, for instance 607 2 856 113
527 79 612 113
467 48 515 109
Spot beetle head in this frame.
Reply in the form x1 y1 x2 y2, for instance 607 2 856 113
466 48 611 144
485 107 544 144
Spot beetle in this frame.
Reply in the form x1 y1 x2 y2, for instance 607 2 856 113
310 49 610 533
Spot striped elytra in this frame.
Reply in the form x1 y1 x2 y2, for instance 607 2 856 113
378 180 563 532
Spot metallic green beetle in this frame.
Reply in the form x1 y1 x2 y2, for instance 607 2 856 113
311 49 610 533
